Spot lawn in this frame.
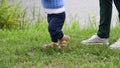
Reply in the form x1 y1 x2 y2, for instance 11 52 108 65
0 21 120 68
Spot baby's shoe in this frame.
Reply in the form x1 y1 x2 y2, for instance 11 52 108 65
43 42 59 49
58 35 70 49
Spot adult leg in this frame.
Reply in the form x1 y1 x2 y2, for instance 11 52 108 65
114 0 120 20
97 0 113 38
110 0 120 49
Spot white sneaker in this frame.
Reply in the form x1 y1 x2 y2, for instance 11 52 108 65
110 39 120 49
81 35 109 45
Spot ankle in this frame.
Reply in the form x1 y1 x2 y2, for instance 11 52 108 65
52 42 59 44
60 35 70 41
97 34 109 39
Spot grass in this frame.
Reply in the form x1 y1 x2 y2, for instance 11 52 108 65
0 0 28 29
0 20 120 68
1 0 120 68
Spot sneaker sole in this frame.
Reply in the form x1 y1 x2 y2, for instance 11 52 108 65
81 42 109 45
110 47 120 49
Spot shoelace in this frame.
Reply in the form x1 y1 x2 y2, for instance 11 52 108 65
88 35 98 40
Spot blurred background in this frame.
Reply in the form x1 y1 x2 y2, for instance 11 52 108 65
9 0 118 27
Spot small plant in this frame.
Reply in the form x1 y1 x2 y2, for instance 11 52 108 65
0 0 28 29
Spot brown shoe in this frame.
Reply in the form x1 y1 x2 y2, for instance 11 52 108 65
43 42 59 49
58 35 70 49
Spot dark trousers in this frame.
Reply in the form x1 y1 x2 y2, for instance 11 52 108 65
47 12 65 42
97 0 120 38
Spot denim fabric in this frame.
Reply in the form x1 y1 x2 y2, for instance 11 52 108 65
47 12 65 42
97 0 120 38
